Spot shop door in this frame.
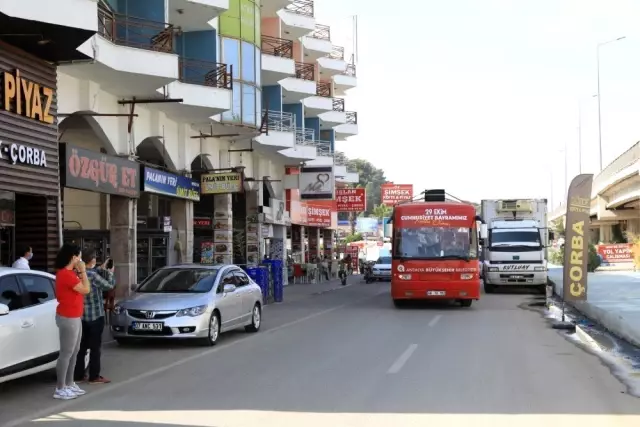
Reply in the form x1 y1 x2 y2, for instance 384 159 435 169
0 226 14 267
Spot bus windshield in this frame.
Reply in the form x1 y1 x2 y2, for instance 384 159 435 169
393 226 478 260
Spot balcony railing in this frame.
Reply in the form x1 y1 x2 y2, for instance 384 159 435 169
295 62 315 81
263 110 295 132
309 24 330 40
285 0 314 17
346 111 357 124
98 7 174 53
316 81 331 97
179 58 232 89
295 128 315 145
315 140 333 156
328 46 345 60
344 63 356 77
261 35 293 59
334 151 348 166
332 98 344 112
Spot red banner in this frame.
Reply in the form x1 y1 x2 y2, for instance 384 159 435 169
381 184 413 206
395 203 475 228
336 188 366 212
306 202 332 227
597 243 633 263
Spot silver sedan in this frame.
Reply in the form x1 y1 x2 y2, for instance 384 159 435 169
110 264 263 346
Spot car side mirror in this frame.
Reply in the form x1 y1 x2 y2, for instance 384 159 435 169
480 224 488 239
0 303 9 316
479 238 485 247
223 284 236 293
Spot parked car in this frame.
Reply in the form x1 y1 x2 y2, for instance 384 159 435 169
0 268 59 384
111 264 263 346
371 256 392 281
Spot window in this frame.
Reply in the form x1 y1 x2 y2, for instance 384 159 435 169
223 84 242 122
255 47 261 87
218 271 238 293
255 88 262 127
393 227 477 260
19 275 55 306
242 84 256 125
233 271 251 287
241 41 255 83
0 275 24 311
222 38 240 79
137 268 220 293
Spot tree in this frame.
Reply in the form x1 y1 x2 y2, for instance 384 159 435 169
371 204 393 220
344 232 363 243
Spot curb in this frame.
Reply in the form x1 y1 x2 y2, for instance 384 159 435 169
574 324 603 353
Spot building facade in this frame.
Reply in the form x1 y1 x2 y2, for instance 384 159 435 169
0 0 359 293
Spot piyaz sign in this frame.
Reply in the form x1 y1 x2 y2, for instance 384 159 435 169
1 69 55 124
0 140 47 167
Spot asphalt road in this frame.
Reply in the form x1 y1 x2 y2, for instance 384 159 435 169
2 281 640 427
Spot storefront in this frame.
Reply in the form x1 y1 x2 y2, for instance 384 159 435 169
139 166 199 280
0 48 61 271
60 144 140 289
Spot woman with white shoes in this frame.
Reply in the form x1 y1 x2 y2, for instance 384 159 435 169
53 244 91 400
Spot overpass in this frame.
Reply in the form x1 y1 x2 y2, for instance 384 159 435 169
549 142 640 243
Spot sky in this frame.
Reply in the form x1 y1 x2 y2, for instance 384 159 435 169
315 0 640 207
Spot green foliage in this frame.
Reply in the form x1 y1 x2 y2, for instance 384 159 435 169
587 244 601 272
344 233 363 243
550 219 565 238
371 204 393 220
549 244 601 272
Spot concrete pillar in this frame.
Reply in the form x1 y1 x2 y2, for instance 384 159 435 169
110 196 136 297
322 229 334 259
214 194 233 264
170 199 194 264
308 227 320 259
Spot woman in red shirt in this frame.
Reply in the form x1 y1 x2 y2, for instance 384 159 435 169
53 244 91 400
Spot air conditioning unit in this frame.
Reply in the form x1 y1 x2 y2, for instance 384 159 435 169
497 200 533 213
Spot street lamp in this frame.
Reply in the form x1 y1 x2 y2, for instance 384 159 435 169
577 94 597 174
596 36 626 171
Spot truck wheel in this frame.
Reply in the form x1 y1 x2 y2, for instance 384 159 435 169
393 299 405 308
460 299 472 307
484 282 495 294
537 284 546 295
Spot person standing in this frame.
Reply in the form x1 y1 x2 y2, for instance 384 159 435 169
12 245 32 270
74 252 115 384
54 243 91 400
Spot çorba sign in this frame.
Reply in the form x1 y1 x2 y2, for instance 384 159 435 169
2 69 55 124
0 140 47 167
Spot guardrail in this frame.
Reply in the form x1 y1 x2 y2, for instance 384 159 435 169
346 111 357 124
263 110 295 132
328 46 345 60
344 63 356 77
334 151 348 165
285 0 314 17
295 62 315 81
310 24 330 40
592 142 640 192
315 140 333 156
261 35 293 59
332 98 345 112
316 81 331 97
179 58 232 89
295 128 315 145
98 7 174 53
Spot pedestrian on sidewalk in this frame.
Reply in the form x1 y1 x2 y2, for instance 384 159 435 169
12 245 32 270
74 251 116 385
53 244 91 400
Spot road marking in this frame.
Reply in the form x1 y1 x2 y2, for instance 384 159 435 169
428 314 442 327
4 291 385 427
387 344 418 374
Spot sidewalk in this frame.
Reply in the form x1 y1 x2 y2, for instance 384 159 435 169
548 266 640 347
282 274 361 304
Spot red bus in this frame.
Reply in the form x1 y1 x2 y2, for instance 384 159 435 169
389 193 484 308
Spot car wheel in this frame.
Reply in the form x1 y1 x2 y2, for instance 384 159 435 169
460 299 473 308
245 303 261 333
201 312 220 346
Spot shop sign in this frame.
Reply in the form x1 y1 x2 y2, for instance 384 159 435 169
299 165 334 200
62 144 140 198
1 69 54 124
306 202 332 228
381 183 413 206
336 188 366 212
597 243 633 263
201 172 243 194
0 140 47 167
143 166 200 201
193 217 212 228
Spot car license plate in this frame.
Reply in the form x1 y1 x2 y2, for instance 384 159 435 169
427 291 446 296
132 322 163 331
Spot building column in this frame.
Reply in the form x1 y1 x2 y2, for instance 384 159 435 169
110 195 136 298
308 227 320 260
323 229 334 259
170 199 194 264
214 194 233 264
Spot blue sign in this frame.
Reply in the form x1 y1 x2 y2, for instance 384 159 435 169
356 217 378 233
142 167 200 201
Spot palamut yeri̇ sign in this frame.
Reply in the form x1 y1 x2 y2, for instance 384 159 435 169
562 174 594 303
306 202 332 227
201 172 243 194
2 69 55 124
62 144 140 197
597 243 633 263
381 183 413 206
143 166 200 201
0 140 47 167
336 188 366 212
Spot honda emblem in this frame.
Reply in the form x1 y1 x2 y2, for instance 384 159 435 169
142 311 156 319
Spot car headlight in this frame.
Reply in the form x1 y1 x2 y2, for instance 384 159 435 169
488 267 499 272
177 305 207 317
534 266 546 271
113 305 124 315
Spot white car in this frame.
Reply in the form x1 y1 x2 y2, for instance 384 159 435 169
371 256 392 281
0 268 59 384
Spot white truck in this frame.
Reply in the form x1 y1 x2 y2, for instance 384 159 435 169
480 199 549 293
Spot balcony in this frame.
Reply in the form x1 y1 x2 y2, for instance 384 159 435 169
254 110 296 154
318 45 347 77
276 128 317 162
304 140 333 166
168 0 229 31
277 0 316 41
333 62 357 96
66 7 179 96
302 83 333 116
261 35 295 85
316 81 331 97
280 62 316 102
261 0 294 18
156 59 233 121
300 24 333 61
333 98 345 112
335 112 358 140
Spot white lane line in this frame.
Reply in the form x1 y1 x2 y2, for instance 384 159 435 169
4 291 385 427
387 344 418 374
428 315 442 327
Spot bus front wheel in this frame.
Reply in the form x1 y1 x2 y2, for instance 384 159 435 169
460 299 472 308
393 299 405 308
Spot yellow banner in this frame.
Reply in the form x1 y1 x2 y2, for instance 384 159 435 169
201 172 243 194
